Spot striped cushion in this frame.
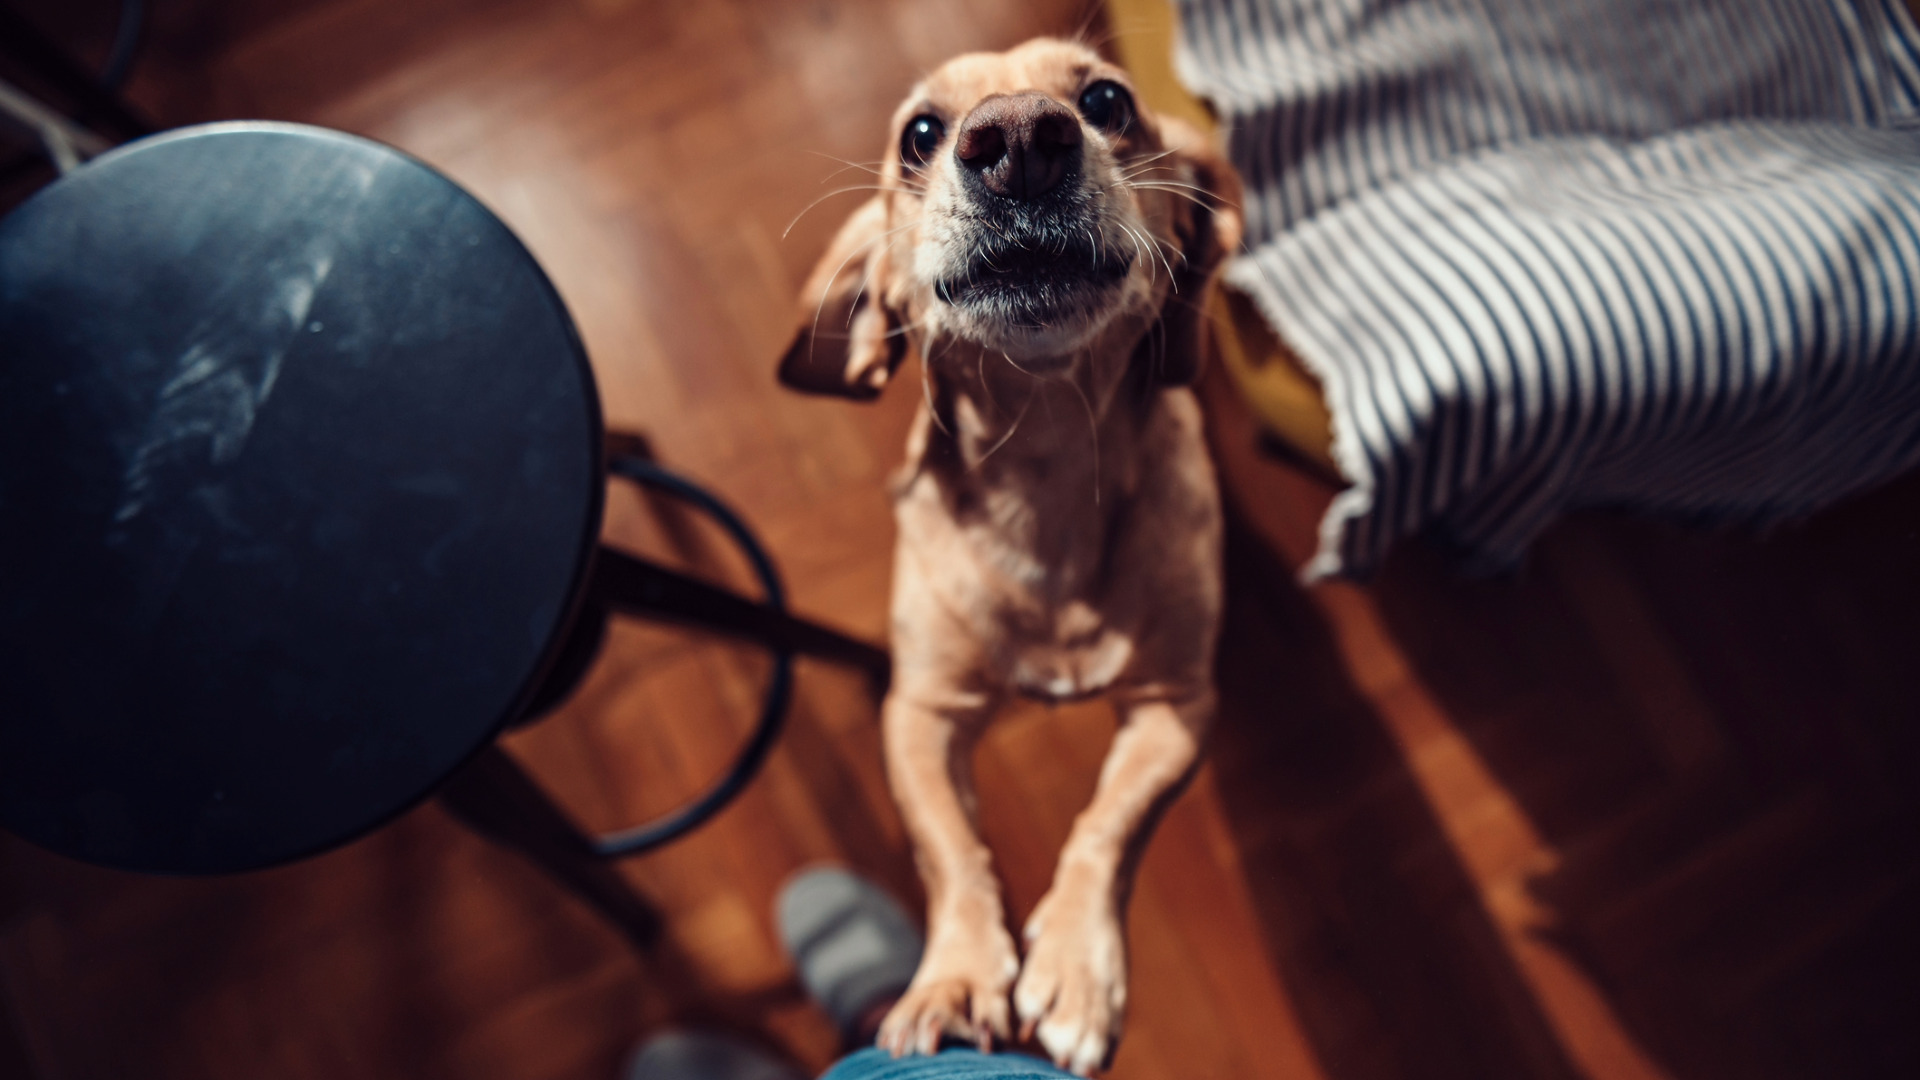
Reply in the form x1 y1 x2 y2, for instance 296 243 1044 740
1174 0 1920 578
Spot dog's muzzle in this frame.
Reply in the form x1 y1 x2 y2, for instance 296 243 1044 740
934 92 1134 329
934 220 1133 329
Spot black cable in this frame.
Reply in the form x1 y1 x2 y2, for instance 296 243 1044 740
0 4 151 138
590 455 793 857
101 0 146 90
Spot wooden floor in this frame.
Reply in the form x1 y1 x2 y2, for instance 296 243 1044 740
4 2 1919 1079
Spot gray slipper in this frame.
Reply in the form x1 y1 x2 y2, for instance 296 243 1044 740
625 1031 806 1080
776 866 924 1039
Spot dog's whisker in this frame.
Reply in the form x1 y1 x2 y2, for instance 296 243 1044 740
1118 165 1183 186
847 230 915 331
1118 148 1180 178
1115 223 1148 283
819 162 887 183
984 382 1038 456
815 157 924 198
849 235 905 331
807 151 887 167
922 337 954 437
1063 353 1102 506
1153 231 1190 271
807 151 893 180
1121 182 1214 213
999 349 1041 379
783 186 902 239
1117 173 1191 193
1066 4 1124 55
1123 220 1179 287
1120 222 1170 286
884 310 938 340
974 410 1025 465
1118 165 1180 186
1123 180 1233 214
805 220 918 363
976 350 997 412
1132 221 1182 259
972 378 1037 468
1126 147 1179 163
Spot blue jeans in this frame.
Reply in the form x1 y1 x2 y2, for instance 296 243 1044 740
821 1049 1073 1080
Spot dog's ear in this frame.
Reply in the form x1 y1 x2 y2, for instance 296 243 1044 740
1144 118 1244 386
778 196 905 400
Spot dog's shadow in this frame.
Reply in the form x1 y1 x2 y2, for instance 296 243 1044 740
1210 509 1584 1080
1207 464 1920 1080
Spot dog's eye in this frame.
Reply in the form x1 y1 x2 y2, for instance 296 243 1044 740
900 115 946 169
1076 80 1134 135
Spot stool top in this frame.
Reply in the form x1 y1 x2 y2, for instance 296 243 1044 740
0 123 603 873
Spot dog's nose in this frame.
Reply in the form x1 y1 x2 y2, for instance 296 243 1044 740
955 92 1083 201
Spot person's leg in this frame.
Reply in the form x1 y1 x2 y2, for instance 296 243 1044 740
782 870 1074 1080
821 1047 1074 1080
624 868 1079 1079
776 866 923 1048
627 1032 804 1080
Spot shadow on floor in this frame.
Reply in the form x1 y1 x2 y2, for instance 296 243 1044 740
1207 467 1920 1079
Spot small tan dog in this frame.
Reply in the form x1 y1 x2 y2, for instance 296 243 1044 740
779 38 1242 1075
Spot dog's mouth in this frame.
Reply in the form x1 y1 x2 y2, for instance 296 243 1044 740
933 218 1133 330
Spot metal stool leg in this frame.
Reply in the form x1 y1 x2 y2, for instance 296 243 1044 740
438 743 663 948
443 446 888 948
589 547 890 680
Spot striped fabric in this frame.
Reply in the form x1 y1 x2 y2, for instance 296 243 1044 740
1172 0 1920 578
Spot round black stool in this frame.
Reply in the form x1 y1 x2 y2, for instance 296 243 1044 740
0 124 884 936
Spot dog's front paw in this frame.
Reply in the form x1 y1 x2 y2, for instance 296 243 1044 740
877 924 1018 1057
1014 889 1127 1075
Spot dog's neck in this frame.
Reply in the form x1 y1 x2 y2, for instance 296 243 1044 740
934 334 1145 465
901 327 1165 587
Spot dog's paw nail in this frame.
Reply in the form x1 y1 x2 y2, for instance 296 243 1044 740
974 993 1012 1043
1034 1015 1110 1076
1013 985 1049 1026
1036 1019 1077 1069
1068 1031 1108 1076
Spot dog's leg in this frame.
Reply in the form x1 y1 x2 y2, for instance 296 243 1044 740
877 689 1019 1057
1013 692 1213 1075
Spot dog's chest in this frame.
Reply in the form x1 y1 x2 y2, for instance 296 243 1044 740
1007 613 1134 702
944 517 1127 694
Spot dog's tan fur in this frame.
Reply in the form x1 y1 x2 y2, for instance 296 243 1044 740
778 38 1242 1075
